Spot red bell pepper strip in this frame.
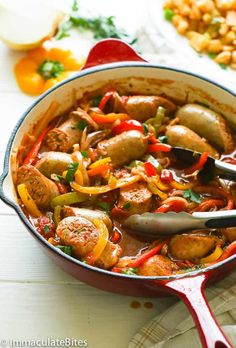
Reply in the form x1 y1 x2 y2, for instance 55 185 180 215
160 169 174 184
110 229 121 244
217 241 236 262
112 120 144 135
148 143 171 153
99 91 116 111
128 240 169 268
56 182 68 194
144 162 157 177
23 123 55 165
87 163 112 177
190 199 225 213
184 152 208 174
154 197 188 213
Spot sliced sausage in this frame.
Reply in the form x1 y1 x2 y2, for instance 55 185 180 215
56 216 99 258
45 114 82 152
221 228 236 242
95 241 122 269
97 130 148 167
166 125 219 159
62 206 113 232
117 182 152 216
139 255 179 276
17 165 59 209
177 104 234 152
110 94 176 121
168 232 216 261
35 152 73 178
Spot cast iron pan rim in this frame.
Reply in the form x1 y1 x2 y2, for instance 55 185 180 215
1 62 236 281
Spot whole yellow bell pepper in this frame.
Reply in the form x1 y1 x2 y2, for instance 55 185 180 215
14 46 85 95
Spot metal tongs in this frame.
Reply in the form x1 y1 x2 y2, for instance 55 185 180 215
123 148 236 236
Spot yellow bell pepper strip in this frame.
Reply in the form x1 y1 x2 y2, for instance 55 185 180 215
170 180 193 190
17 184 42 218
87 163 112 177
90 112 131 124
71 174 141 194
74 168 84 185
89 157 111 169
84 219 109 265
50 191 88 208
147 182 168 200
15 46 85 95
200 245 223 264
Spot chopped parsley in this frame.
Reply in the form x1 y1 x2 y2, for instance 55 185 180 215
81 150 89 158
38 60 64 80
65 162 79 182
164 8 174 21
55 0 138 47
43 225 50 234
158 135 168 143
208 52 216 59
76 120 87 131
56 245 72 256
219 63 228 70
97 201 111 214
91 95 102 107
183 189 202 204
122 267 138 275
123 202 131 210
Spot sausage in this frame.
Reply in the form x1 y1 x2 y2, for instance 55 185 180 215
117 182 152 215
176 104 234 152
97 130 148 167
111 94 176 121
45 114 82 152
95 241 122 269
166 125 219 159
139 255 179 276
56 216 99 258
221 228 236 242
35 152 73 178
62 206 113 232
168 232 216 261
17 165 59 209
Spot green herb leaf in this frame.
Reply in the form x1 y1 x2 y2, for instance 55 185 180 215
143 123 149 135
56 245 72 256
164 8 174 21
158 135 168 143
219 63 228 70
122 267 138 275
97 201 111 213
123 202 131 210
55 20 73 40
208 52 216 59
91 95 102 107
38 60 64 80
72 0 79 12
66 162 79 182
183 189 202 204
43 225 50 234
76 120 87 131
81 150 89 158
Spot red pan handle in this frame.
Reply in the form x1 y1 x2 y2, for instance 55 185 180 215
82 38 147 70
163 274 233 348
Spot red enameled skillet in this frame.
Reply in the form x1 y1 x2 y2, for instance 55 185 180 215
0 39 236 348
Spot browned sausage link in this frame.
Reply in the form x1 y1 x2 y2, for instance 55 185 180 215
17 165 59 209
62 206 113 232
45 114 82 152
95 241 122 269
56 216 99 258
118 182 152 216
168 232 217 261
35 152 73 178
139 255 179 276
166 125 220 159
110 94 176 122
97 130 148 167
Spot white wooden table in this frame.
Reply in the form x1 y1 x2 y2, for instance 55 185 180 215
0 3 177 346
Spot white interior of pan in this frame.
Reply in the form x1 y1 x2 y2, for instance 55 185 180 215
2 63 236 203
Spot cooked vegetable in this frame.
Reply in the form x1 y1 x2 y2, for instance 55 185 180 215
16 88 236 276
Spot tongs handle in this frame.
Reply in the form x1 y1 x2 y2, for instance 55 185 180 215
215 159 236 180
193 210 236 229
